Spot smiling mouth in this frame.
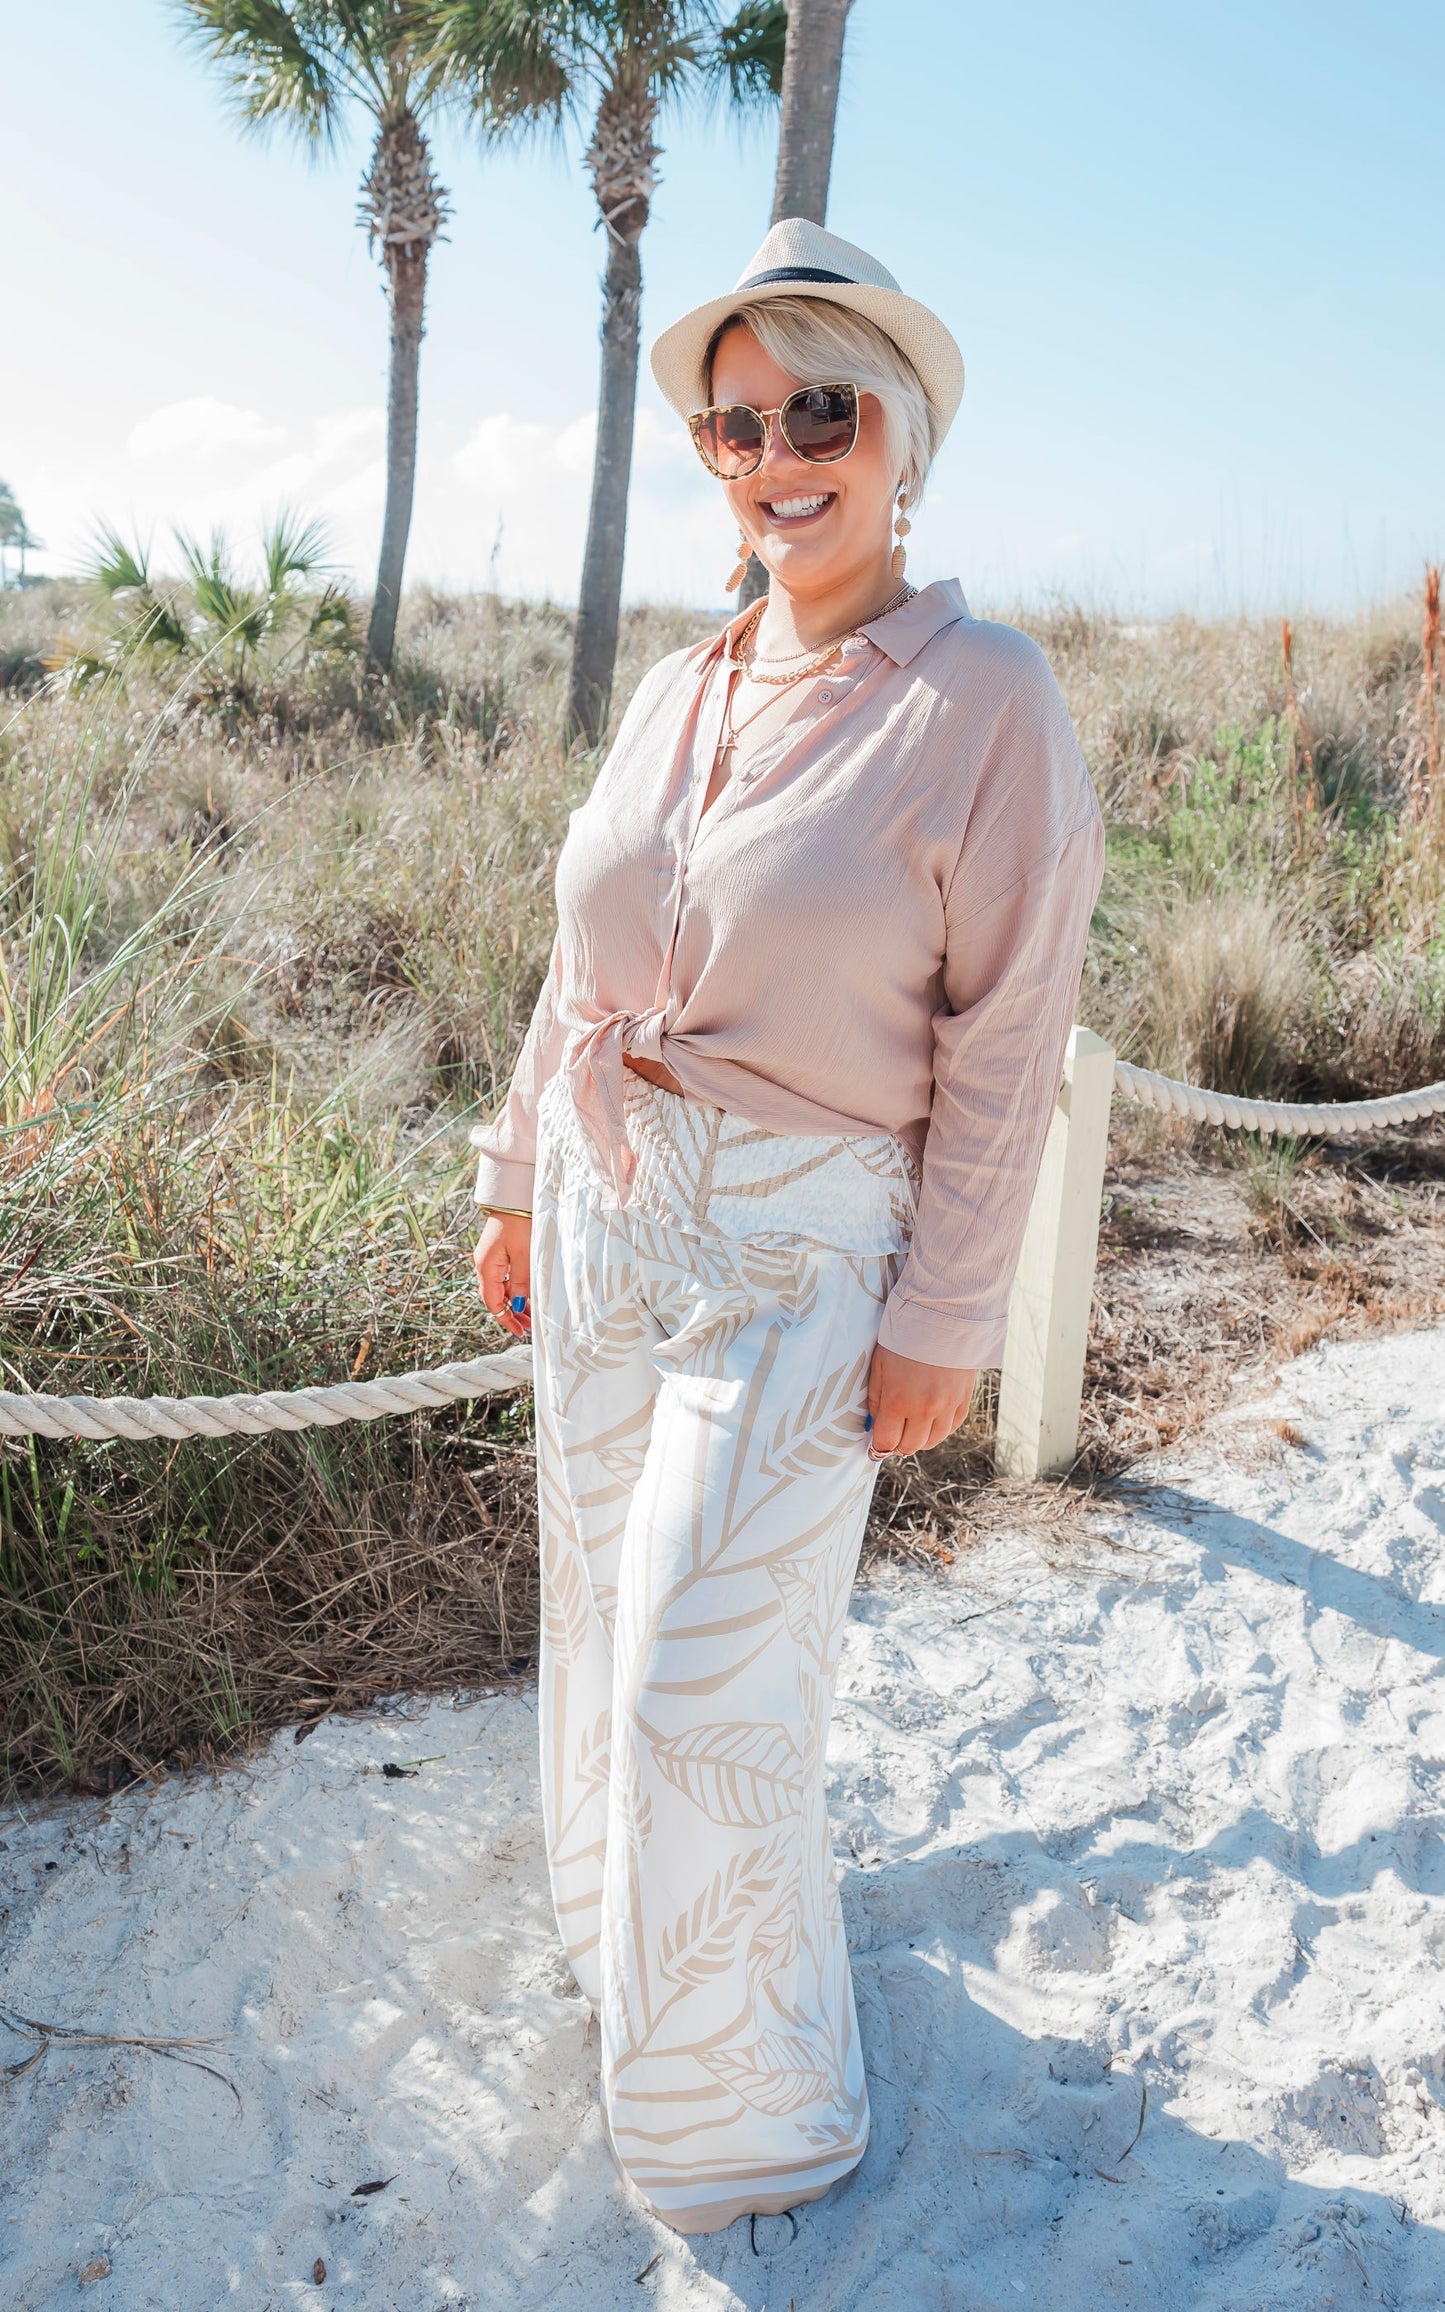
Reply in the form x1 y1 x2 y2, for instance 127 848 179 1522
761 492 836 526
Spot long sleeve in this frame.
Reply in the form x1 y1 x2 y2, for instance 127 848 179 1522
876 669 1105 1370
470 934 568 1212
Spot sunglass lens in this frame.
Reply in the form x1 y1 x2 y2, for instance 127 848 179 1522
697 406 767 477
782 385 858 463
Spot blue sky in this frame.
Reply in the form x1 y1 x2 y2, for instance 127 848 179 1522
5 0 1443 610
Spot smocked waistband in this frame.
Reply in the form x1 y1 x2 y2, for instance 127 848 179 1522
537 1068 918 1257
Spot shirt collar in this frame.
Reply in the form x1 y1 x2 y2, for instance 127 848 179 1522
714 575 970 672
858 576 971 665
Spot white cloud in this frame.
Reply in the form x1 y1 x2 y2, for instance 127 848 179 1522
100 405 390 578
44 391 734 605
313 408 385 466
453 414 561 497
441 404 727 601
128 396 288 462
322 458 387 520
553 412 598 477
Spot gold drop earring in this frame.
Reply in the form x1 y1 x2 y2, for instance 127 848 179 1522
726 534 753 593
891 485 912 581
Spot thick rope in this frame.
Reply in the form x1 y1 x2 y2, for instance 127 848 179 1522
0 1347 536 1444
1113 1060 1445 1139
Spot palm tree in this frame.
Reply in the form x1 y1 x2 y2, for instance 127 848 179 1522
563 1 783 745
0 480 42 588
175 2 565 674
442 1 781 747
770 0 850 223
738 0 853 610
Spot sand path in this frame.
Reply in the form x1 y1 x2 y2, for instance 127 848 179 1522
3 1328 1444 2308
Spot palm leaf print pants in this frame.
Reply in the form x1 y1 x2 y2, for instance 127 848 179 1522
529 1066 919 2235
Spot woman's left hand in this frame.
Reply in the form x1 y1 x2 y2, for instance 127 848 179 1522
866 1345 975 1458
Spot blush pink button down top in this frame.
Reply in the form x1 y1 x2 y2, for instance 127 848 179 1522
471 578 1104 1369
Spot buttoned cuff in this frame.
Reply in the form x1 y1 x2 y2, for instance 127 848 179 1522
473 1152 535 1212
875 1295 1006 1372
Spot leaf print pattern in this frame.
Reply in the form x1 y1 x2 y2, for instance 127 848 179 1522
614 1720 653 1860
702 2030 837 2117
574 1708 611 1796
745 1887 802 2001
770 1542 859 1678
646 1289 755 1381
801 2116 861 2151
769 1554 827 1663
528 1069 909 2230
658 1838 789 1987
539 1508 592 1667
757 1351 870 1478
847 1136 912 1179
652 1721 804 1828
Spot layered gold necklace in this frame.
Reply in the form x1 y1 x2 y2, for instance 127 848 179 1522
714 580 917 783
730 580 917 687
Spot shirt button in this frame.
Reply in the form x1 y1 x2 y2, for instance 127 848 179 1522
818 687 833 702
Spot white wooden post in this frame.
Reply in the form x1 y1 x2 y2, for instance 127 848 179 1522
995 1026 1115 1481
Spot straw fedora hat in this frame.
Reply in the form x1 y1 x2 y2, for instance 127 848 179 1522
649 217 964 438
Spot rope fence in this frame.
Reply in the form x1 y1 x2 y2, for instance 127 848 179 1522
7 1043 1445 1457
1114 1058 1445 1138
0 1348 535 1446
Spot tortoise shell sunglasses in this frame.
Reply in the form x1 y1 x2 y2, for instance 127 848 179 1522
688 382 861 480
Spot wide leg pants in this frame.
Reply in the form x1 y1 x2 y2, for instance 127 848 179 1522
529 1068 919 2235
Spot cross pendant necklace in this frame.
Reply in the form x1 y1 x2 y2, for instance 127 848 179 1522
715 663 809 785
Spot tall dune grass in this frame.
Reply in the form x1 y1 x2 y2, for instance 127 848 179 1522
1 573 1441 1789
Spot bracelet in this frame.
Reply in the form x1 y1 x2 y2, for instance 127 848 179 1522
478 1203 533 1219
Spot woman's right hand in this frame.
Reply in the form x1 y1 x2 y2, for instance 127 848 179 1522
473 1212 533 1340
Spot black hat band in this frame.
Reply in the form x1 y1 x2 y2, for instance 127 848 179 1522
736 266 857 290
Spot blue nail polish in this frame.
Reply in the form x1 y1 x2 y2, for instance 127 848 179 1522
864 1412 873 1430
511 1295 527 1313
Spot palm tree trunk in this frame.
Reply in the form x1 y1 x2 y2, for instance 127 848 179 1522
738 0 853 612
771 0 851 225
367 241 428 673
565 70 659 750
361 113 446 676
565 227 642 747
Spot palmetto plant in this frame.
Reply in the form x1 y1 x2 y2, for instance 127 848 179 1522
174 2 566 674
63 512 351 700
438 1 784 749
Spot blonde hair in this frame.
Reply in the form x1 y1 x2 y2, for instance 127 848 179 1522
704 296 940 507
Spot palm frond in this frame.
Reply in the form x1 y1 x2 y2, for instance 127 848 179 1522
171 0 342 138
87 524 153 598
131 599 194 660
80 530 191 663
421 0 574 129
174 528 268 649
303 584 355 647
567 2 752 111
261 508 335 594
710 0 785 109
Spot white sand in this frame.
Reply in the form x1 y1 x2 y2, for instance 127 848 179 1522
4 1327 1445 2309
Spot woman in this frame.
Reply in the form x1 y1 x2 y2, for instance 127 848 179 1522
471 219 1104 2236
